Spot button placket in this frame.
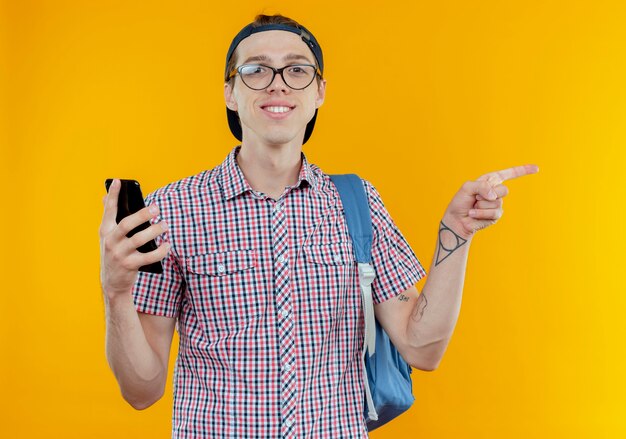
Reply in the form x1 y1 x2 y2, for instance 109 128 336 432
270 199 298 438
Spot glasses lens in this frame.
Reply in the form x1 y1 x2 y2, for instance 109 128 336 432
239 65 273 90
238 64 317 90
282 65 316 89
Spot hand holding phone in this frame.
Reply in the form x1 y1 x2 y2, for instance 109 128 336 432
100 179 169 298
104 179 163 274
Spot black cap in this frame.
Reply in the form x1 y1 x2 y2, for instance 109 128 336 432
225 22 324 144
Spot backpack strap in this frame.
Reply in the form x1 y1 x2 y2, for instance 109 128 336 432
329 174 379 422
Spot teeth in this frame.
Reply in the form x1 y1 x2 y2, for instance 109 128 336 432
265 106 292 113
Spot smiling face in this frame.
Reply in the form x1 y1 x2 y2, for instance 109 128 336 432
224 30 326 147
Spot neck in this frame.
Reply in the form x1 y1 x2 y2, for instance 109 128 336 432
236 140 303 200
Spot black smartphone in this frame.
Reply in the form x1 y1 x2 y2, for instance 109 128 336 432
105 179 163 274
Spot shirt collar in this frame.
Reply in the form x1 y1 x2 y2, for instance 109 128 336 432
220 146 319 201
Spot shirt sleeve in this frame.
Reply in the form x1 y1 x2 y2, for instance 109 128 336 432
363 179 427 304
131 192 184 318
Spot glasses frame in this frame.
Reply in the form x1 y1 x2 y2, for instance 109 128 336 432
228 63 322 91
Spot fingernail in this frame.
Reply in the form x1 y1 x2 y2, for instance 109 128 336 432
149 204 159 215
161 221 168 231
488 190 497 200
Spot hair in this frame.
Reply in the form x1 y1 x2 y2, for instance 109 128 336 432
226 14 320 87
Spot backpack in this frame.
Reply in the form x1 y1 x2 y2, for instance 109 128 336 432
330 174 415 432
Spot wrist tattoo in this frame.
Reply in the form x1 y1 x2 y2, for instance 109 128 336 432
397 294 410 302
435 221 467 266
411 292 428 323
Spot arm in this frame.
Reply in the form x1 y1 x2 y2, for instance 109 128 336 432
374 215 471 371
375 165 538 371
104 294 176 409
100 179 175 409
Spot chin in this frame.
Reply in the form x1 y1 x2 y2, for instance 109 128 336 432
241 121 306 146
262 129 303 146
265 136 295 146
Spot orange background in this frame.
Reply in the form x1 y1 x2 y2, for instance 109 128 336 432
1 0 625 437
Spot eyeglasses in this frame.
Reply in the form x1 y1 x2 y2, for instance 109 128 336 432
228 64 322 91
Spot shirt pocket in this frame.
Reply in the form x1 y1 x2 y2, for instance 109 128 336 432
301 241 358 320
185 249 265 333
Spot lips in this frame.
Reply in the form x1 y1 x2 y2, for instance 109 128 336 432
260 102 295 119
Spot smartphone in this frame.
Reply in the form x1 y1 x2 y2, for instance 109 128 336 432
105 179 163 274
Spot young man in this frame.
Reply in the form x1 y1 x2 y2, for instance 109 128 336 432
99 14 537 438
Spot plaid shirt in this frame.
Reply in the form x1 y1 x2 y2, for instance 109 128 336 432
132 146 426 438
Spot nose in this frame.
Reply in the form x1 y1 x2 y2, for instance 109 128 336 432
267 71 289 93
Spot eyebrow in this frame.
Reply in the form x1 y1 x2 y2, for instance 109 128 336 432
242 53 314 64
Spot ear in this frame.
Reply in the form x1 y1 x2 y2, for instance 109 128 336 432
315 78 326 109
224 82 238 111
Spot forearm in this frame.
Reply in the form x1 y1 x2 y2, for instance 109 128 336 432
104 291 167 409
406 214 472 367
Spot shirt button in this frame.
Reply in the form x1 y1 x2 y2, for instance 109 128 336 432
278 255 287 264
280 309 288 317
285 419 294 428
284 363 292 372
217 264 226 273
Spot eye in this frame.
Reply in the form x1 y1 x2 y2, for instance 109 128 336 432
286 65 312 76
239 65 268 76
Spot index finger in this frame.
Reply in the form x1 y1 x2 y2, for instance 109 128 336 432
478 164 539 185
102 178 120 227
